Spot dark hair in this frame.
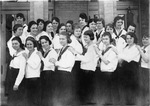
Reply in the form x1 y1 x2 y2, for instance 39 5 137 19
56 23 66 34
25 37 37 47
105 23 114 32
127 23 136 32
27 21 37 32
52 17 60 25
66 20 74 30
126 32 138 44
37 19 45 26
12 36 25 50
60 31 72 44
79 13 88 22
113 16 123 27
16 13 25 21
84 30 94 40
43 20 52 31
13 24 23 33
96 18 105 27
39 35 52 45
87 18 96 27
142 35 150 39
102 32 113 43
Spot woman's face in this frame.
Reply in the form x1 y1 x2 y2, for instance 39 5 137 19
66 23 72 32
89 21 96 31
126 35 134 45
26 40 34 51
52 20 59 31
59 34 67 46
79 17 86 27
96 21 103 30
40 39 50 50
16 16 24 25
127 25 135 33
115 19 123 29
106 26 114 34
12 40 20 51
59 26 66 34
74 28 81 38
142 37 150 46
102 35 110 46
46 23 53 33
15 27 23 36
84 34 91 44
38 22 44 31
30 24 38 36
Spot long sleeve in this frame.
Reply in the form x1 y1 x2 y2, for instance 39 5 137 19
14 56 26 86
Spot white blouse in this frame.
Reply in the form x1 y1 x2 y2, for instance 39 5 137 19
25 49 41 78
69 35 83 60
77 43 99 71
100 47 118 72
81 26 89 46
141 45 150 69
119 44 140 63
9 50 26 86
41 48 58 71
55 47 75 72
52 34 62 50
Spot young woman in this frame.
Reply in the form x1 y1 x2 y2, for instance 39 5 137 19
136 35 150 106
118 32 140 105
6 36 26 106
72 29 99 104
52 23 66 53
23 37 41 106
52 17 60 35
26 21 38 40
37 36 58 106
36 19 47 41
87 18 97 44
53 31 75 106
43 21 54 41
79 13 89 46
96 18 105 44
66 20 74 35
113 16 127 54
95 32 118 105
7 24 23 57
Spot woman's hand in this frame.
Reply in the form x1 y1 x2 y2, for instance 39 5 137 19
36 51 43 59
22 53 28 60
13 85 18 91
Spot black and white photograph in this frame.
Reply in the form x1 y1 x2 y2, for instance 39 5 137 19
0 0 150 106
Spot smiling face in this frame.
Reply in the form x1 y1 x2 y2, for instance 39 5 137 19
15 27 23 36
40 39 50 50
30 24 38 36
16 16 24 25
59 26 66 34
142 37 150 46
26 40 34 51
12 40 20 51
127 25 136 33
74 28 81 38
126 34 134 46
89 21 96 31
102 35 111 46
115 19 123 29
38 22 44 31
46 23 53 33
106 26 114 35
96 21 103 30
59 34 67 46
52 20 59 31
84 34 91 44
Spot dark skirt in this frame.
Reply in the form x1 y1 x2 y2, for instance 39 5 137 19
78 69 96 104
6 67 26 106
118 61 140 105
53 70 73 106
41 70 54 106
26 77 41 106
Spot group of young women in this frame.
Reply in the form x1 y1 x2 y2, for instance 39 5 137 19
5 12 150 106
